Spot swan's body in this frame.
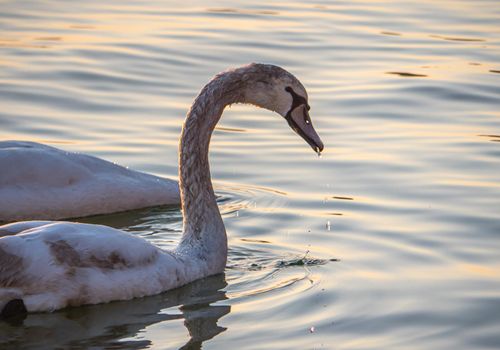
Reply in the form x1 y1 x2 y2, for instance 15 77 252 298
0 63 323 315
0 141 180 222
0 221 213 312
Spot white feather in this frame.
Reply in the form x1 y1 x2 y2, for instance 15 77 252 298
0 141 180 222
0 221 210 312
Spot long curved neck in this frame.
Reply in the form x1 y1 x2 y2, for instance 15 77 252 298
177 69 247 269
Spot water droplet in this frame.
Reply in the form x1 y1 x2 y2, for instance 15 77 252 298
315 147 322 157
326 220 331 231
309 326 315 333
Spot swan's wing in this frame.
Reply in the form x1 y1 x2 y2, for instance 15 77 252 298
0 221 54 237
0 141 180 222
0 221 163 274
0 221 182 312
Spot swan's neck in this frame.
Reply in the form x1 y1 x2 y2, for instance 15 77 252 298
177 70 246 273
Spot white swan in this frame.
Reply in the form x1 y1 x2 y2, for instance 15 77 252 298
0 140 180 222
0 63 323 316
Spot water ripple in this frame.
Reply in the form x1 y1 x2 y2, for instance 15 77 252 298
1 0 500 349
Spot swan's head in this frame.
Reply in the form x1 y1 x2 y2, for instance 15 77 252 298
241 63 324 154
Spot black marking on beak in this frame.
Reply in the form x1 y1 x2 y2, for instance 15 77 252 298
285 87 323 153
285 86 309 111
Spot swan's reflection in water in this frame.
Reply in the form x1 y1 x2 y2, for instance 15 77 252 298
0 274 229 350
0 186 286 349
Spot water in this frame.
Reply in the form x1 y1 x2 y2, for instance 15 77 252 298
1 0 500 348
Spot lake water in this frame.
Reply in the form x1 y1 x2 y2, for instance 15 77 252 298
1 0 500 349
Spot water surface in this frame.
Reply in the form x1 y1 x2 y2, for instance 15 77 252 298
1 0 500 349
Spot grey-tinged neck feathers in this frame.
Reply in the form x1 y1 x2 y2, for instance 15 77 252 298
177 63 304 272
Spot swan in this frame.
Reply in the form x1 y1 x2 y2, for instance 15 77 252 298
0 63 324 316
0 140 180 222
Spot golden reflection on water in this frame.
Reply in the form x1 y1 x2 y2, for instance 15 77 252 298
1 0 500 349
459 263 500 278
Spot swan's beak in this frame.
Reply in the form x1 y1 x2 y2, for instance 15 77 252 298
285 105 324 154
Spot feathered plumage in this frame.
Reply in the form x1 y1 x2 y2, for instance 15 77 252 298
0 63 323 314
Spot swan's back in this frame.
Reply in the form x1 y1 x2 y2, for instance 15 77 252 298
0 141 179 222
0 221 184 312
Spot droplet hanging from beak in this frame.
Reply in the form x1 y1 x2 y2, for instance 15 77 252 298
315 146 322 157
